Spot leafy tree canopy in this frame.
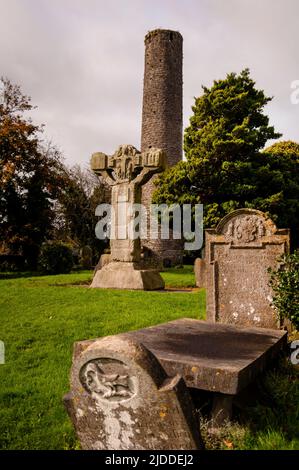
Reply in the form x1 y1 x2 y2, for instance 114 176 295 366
153 69 299 246
54 164 110 256
0 78 63 267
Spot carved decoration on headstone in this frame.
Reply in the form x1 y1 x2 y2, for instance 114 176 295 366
80 358 137 402
225 215 266 245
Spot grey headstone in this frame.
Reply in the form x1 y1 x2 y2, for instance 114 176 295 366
64 335 203 450
205 209 290 328
194 258 206 288
80 245 93 269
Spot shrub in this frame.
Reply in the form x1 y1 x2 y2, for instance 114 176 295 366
0 254 25 272
38 241 74 274
268 251 299 330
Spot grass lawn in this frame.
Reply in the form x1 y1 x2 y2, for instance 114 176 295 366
0 267 204 449
0 266 298 450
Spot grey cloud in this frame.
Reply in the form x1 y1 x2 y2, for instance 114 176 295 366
0 0 298 164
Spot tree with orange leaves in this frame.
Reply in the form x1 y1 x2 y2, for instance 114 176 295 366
0 78 63 268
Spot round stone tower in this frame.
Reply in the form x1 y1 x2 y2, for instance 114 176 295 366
141 29 184 267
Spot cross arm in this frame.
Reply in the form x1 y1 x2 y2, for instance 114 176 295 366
134 149 167 185
91 152 116 186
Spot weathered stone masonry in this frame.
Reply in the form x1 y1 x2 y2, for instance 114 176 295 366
141 29 183 164
141 29 184 266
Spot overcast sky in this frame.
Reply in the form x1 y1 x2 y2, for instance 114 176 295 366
1 0 298 166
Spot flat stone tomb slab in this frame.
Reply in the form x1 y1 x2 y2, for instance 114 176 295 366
123 318 287 395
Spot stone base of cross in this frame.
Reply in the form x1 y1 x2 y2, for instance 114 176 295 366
91 261 166 290
90 144 166 290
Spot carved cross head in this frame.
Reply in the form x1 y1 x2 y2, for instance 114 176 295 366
91 144 166 186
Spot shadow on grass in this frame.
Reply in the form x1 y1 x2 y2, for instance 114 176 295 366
49 280 91 287
0 268 94 280
0 271 40 280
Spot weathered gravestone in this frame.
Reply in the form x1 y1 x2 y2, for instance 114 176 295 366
194 258 206 288
205 209 290 328
64 335 203 450
79 245 93 269
90 144 166 290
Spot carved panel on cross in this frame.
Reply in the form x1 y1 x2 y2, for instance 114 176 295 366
91 144 166 185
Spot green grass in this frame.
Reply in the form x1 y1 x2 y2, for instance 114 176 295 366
0 267 205 449
201 357 299 450
160 265 197 288
0 266 298 450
